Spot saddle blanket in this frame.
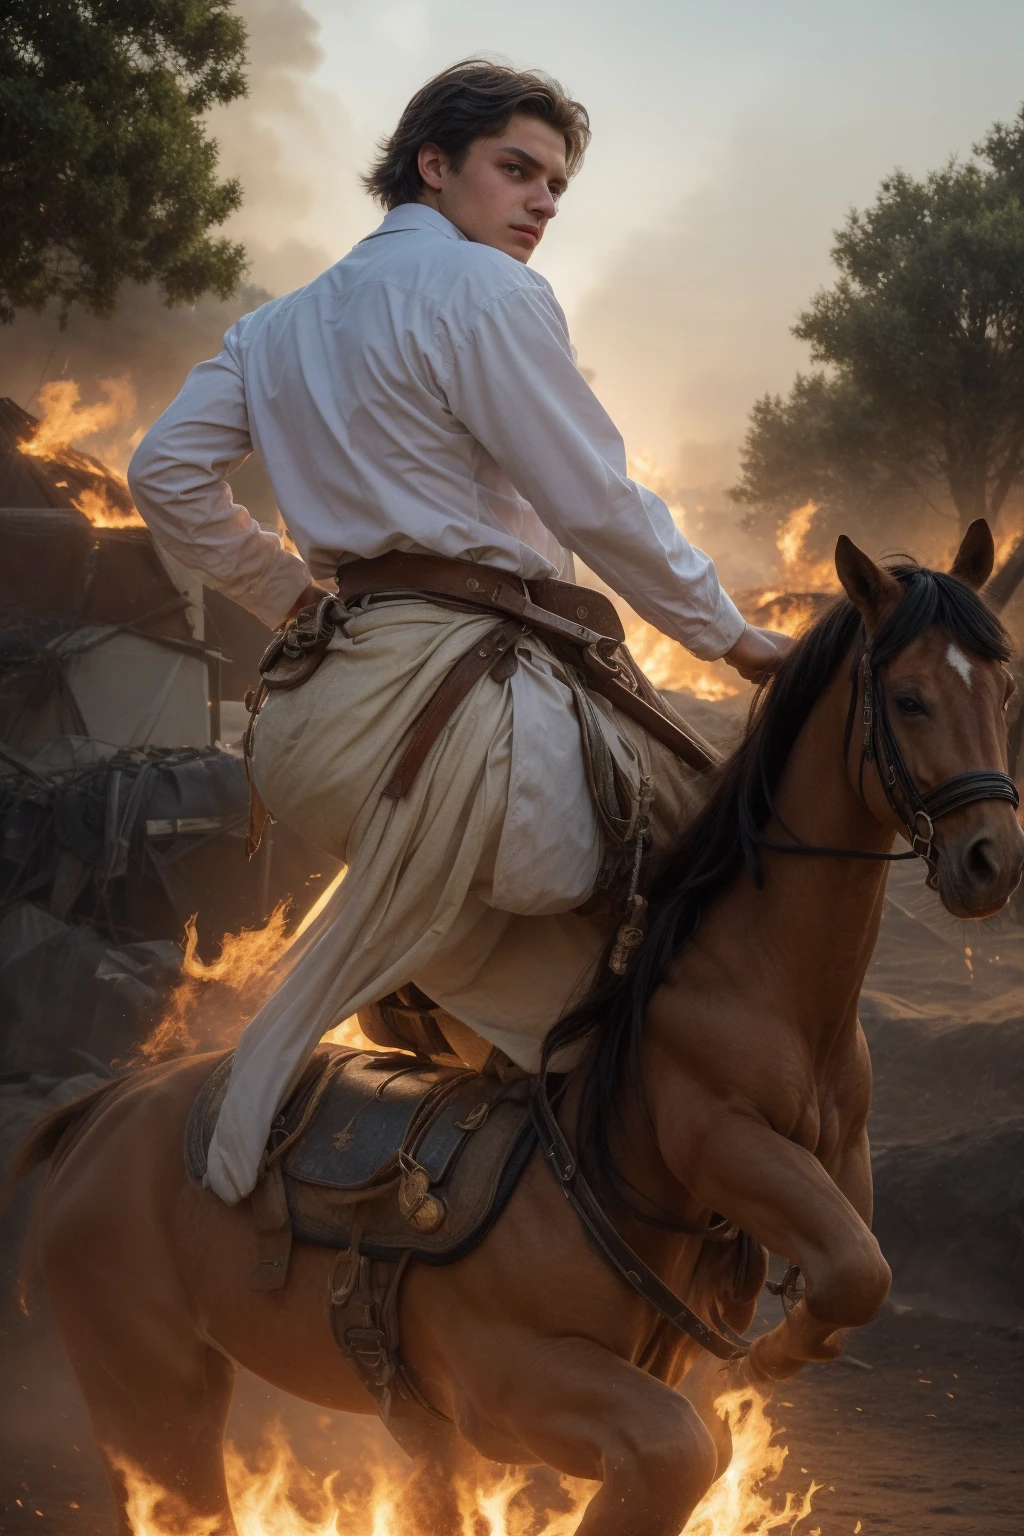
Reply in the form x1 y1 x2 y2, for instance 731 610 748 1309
186 1046 537 1264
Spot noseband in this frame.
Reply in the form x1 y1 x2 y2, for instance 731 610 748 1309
755 642 1019 887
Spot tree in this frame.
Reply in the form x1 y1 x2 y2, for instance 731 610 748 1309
733 109 1024 537
0 1 249 325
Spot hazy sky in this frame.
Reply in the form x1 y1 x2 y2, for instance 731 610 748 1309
209 1 1024 487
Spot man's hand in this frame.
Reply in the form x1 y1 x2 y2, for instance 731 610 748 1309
723 623 794 683
278 580 333 629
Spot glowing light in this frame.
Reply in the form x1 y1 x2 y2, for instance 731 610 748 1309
769 500 838 598
112 1389 824 1536
139 868 368 1061
623 614 741 700
22 377 137 464
20 375 145 526
71 484 144 529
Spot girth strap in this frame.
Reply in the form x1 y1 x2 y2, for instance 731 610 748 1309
530 1080 750 1362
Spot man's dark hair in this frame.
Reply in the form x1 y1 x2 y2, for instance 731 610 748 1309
363 60 591 212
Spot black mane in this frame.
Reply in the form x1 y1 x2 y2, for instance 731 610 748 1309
542 562 1011 1215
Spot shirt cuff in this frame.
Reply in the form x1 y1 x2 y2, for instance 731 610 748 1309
682 589 747 661
237 550 313 628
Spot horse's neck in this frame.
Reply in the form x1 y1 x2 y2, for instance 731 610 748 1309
689 660 895 1044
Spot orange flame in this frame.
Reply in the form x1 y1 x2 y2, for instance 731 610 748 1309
113 1388 825 1535
22 377 137 464
623 615 740 701
21 376 146 527
774 502 832 589
71 484 145 529
614 468 840 695
139 869 368 1061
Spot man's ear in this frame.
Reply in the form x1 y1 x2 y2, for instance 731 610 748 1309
835 535 902 633
950 518 995 590
417 141 445 194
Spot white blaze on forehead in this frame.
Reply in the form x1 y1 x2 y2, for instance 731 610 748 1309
945 642 973 688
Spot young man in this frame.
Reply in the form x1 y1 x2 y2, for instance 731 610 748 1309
129 60 790 1204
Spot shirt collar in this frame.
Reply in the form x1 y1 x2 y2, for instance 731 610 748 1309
362 203 468 244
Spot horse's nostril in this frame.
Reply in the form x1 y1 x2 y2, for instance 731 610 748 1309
965 836 998 888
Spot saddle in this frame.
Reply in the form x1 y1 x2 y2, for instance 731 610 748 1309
186 1045 536 1426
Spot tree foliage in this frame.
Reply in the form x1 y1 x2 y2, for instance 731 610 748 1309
0 0 249 325
733 109 1024 536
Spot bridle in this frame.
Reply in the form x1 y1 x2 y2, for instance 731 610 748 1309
753 639 1019 889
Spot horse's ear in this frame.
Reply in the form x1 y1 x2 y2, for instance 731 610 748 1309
950 519 995 590
835 535 901 632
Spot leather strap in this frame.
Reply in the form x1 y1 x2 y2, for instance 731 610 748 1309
575 645 717 772
530 1080 750 1361
248 1158 293 1292
382 618 527 797
338 551 718 778
921 769 1019 821
336 551 625 645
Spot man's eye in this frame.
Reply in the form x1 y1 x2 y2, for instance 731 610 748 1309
503 163 524 177
895 696 924 716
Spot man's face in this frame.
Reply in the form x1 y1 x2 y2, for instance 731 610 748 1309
417 112 568 262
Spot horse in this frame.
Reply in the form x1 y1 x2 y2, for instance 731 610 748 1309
7 525 1024 1536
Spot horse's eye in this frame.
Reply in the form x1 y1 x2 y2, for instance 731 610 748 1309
895 695 924 716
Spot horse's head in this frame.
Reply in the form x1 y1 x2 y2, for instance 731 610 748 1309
836 520 1024 919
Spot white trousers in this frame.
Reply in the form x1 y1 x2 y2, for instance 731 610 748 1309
204 600 704 1203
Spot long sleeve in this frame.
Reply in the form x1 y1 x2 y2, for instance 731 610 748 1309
441 284 745 660
128 325 311 627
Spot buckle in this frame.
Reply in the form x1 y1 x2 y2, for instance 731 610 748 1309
910 809 934 861
344 1326 393 1385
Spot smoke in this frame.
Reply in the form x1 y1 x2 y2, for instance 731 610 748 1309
571 55 1024 572
206 0 372 296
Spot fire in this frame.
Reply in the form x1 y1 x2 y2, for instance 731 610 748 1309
113 1388 823 1536
772 501 839 597
21 375 147 527
71 484 145 529
22 377 136 462
739 591 823 640
624 614 740 700
139 869 369 1061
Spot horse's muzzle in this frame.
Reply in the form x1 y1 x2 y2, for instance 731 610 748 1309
935 806 1024 918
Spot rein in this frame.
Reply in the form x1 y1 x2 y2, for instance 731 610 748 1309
751 643 1018 885
530 1081 751 1361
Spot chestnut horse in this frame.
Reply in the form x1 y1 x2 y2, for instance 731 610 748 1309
8 528 1024 1536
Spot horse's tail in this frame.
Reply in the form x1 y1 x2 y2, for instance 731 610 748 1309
1 1076 129 1312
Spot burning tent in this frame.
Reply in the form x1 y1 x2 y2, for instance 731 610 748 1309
0 397 336 1076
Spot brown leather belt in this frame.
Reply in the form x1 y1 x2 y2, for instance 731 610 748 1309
246 551 718 855
333 552 718 782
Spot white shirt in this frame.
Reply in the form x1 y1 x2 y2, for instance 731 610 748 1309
128 203 744 658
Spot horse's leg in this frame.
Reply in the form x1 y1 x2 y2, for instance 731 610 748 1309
39 1157 238 1533
663 1110 889 1382
675 1348 734 1476
386 1416 488 1536
457 1336 718 1536
50 1290 238 1536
